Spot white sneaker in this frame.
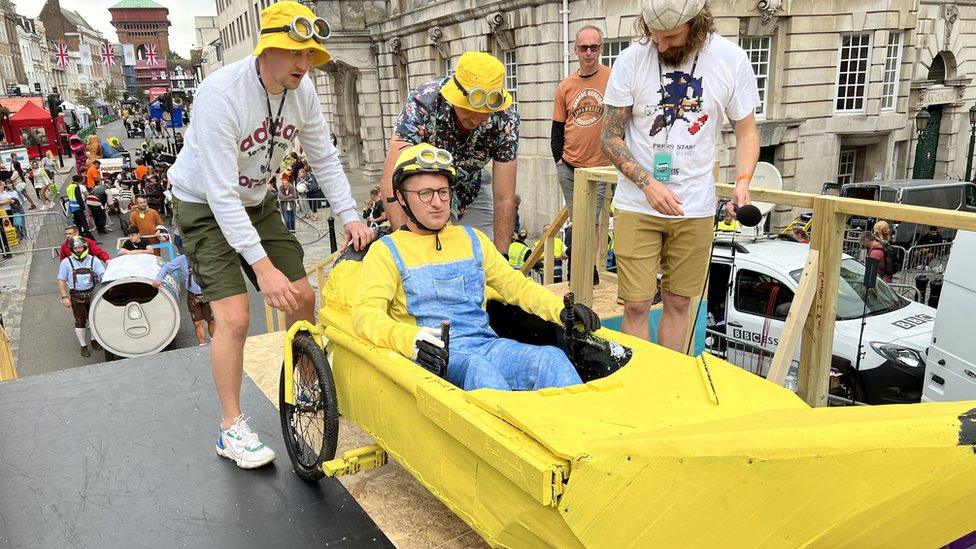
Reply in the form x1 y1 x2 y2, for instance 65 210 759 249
216 414 277 469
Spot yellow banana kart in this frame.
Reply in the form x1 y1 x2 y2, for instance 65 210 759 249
279 251 976 548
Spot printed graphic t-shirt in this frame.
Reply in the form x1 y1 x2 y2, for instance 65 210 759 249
553 65 611 168
603 35 760 218
167 55 359 265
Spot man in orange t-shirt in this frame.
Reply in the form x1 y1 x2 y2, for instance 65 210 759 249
551 25 612 225
129 196 165 255
85 160 101 190
134 158 150 182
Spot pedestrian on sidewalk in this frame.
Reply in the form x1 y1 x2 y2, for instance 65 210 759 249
277 174 298 232
57 236 106 357
30 160 55 209
8 153 37 210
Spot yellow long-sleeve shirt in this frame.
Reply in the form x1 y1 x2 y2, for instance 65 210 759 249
352 225 566 358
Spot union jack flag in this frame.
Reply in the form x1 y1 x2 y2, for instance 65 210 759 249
101 43 116 66
146 43 159 67
54 43 68 68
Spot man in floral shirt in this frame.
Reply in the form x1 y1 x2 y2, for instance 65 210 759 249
381 51 520 253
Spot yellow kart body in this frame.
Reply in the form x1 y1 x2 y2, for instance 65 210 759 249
304 258 976 548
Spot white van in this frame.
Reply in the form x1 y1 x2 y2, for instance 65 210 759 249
705 237 937 404
922 231 976 402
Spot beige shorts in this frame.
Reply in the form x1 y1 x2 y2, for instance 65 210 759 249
614 210 712 302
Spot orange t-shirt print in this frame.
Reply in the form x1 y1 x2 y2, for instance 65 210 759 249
552 65 611 168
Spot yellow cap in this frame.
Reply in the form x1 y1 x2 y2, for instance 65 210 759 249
253 1 331 66
439 51 513 114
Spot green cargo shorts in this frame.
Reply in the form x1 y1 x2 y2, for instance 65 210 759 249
172 193 306 303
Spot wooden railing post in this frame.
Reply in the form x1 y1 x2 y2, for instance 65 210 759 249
570 169 597 306
799 195 846 407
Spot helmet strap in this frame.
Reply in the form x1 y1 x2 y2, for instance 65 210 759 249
396 190 446 251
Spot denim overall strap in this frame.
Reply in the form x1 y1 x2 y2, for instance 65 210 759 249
380 229 493 339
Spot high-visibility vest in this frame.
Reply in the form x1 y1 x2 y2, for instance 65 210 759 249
533 238 565 257
66 183 83 212
508 241 530 269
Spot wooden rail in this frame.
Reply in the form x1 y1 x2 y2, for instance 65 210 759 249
572 167 976 407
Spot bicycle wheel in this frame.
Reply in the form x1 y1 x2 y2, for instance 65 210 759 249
279 334 338 482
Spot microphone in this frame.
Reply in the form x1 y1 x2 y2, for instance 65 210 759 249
733 204 762 227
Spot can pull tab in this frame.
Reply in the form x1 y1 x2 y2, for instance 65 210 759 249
124 302 150 338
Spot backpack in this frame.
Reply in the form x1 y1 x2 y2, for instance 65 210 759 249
882 243 903 275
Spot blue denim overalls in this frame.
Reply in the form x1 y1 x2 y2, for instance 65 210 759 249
381 226 582 391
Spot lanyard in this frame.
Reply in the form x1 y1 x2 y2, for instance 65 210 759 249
657 52 700 145
256 58 288 183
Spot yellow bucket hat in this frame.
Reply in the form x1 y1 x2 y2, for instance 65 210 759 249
253 1 332 66
440 51 513 114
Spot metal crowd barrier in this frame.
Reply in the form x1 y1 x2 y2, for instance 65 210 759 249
704 327 799 392
276 198 338 248
0 208 70 257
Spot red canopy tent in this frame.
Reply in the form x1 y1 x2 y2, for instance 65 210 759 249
7 101 63 158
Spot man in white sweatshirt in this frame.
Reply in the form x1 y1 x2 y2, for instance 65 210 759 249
168 0 372 469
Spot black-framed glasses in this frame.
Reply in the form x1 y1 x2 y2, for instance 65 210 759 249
401 187 451 204
452 76 506 111
260 16 331 44
576 44 602 52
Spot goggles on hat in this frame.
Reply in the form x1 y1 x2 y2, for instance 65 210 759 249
260 16 331 44
452 76 506 112
415 147 454 170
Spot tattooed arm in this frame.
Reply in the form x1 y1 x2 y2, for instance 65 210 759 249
600 105 684 216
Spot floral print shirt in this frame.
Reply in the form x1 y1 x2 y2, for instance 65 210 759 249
394 77 520 216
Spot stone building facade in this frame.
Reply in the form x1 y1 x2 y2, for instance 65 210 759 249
16 16 52 96
209 0 976 234
0 0 27 93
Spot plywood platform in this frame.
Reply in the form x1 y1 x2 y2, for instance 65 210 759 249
243 332 487 548
544 273 627 320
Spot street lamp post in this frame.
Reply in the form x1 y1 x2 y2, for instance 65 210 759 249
911 109 931 179
966 104 976 182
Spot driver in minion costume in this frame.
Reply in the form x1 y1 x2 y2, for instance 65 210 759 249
57 236 107 357
353 143 601 391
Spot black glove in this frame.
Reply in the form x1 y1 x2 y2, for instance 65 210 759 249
413 327 448 378
560 303 601 333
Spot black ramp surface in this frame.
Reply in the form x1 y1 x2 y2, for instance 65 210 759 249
0 346 392 548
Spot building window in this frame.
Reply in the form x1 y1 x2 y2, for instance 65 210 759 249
881 31 903 111
837 149 857 184
504 49 517 103
835 33 872 112
739 36 771 117
442 54 453 77
600 40 629 68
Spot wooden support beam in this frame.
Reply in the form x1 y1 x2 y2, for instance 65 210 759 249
799 196 847 407
767 249 819 386
543 235 555 285
521 207 568 276
570 169 597 306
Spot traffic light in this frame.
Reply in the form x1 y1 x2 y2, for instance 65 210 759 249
158 93 174 112
46 93 61 115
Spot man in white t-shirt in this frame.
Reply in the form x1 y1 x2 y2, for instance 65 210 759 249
167 0 373 469
600 0 760 352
